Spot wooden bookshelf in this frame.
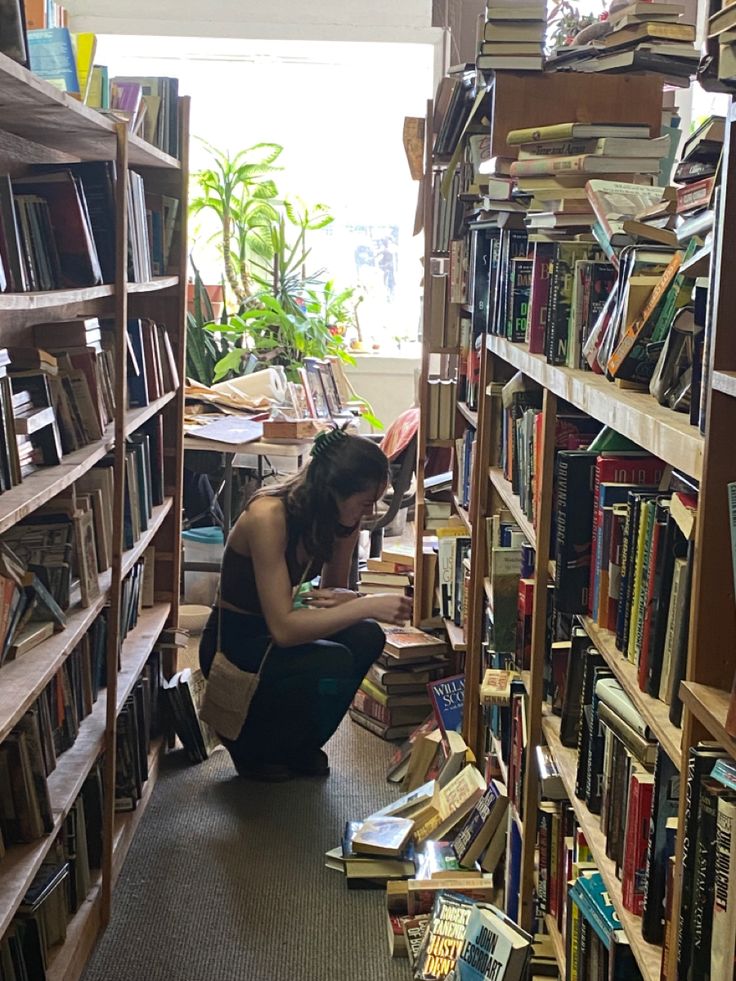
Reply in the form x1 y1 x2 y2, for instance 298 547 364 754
712 369 736 398
452 494 472 533
457 401 478 427
443 618 467 652
580 617 682 766
0 54 188 980
679 681 736 757
544 914 566 976
486 334 704 481
542 713 663 981
488 467 536 547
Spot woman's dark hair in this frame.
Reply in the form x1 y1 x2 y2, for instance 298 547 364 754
249 427 389 563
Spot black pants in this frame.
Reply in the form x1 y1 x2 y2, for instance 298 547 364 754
200 608 384 769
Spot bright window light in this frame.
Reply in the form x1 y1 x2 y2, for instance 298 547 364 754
95 35 434 350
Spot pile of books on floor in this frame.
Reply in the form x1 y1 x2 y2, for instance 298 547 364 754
477 0 546 72
350 626 450 741
547 0 699 79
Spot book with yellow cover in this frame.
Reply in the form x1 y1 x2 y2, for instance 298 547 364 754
507 122 651 146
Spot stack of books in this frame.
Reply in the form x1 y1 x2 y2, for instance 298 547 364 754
547 1 699 79
672 115 724 255
350 625 448 741
359 554 412 597
477 0 546 72
706 0 736 80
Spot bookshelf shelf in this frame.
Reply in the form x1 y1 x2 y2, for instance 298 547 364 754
452 494 472 533
457 402 478 427
0 583 109 745
123 391 178 438
427 438 456 448
111 736 164 886
120 499 174 578
46 885 102 981
712 369 736 398
679 681 736 756
486 335 704 481
0 811 64 939
128 276 180 294
117 605 171 713
488 467 536 548
544 914 566 976
0 437 113 537
0 277 181 312
0 53 179 170
580 617 682 766
542 713 663 981
443 618 466 652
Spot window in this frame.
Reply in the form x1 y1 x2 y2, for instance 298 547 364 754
96 35 434 350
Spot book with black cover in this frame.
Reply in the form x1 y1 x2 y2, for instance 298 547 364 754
559 623 591 747
554 451 597 613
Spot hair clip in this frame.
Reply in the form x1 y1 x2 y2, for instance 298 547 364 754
310 427 348 458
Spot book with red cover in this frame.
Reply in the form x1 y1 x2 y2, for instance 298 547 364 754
622 770 655 915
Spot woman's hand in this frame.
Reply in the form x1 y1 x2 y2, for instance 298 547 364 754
302 588 359 608
362 592 413 625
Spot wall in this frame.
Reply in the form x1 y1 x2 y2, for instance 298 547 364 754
346 353 420 432
65 0 439 45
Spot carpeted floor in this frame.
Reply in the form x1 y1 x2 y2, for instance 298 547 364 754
82 718 411 981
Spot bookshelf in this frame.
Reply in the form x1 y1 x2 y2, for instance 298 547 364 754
415 60 736 981
0 49 187 979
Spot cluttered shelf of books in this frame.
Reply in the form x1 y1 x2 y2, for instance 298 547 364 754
0 9 189 974
401 2 736 972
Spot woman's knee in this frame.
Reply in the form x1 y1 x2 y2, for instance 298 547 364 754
345 618 385 665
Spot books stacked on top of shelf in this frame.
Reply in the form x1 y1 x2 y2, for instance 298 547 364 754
546 1 698 79
477 0 546 72
359 552 413 597
433 65 477 161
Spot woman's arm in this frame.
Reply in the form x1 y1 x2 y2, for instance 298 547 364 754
246 499 410 647
319 526 359 589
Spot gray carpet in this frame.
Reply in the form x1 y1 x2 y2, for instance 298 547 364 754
83 719 411 981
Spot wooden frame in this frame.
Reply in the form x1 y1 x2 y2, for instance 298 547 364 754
417 73 736 981
0 53 187 979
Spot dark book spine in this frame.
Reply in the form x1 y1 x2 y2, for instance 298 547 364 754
554 453 597 613
690 779 724 978
615 497 636 650
585 672 613 815
641 750 679 943
537 805 554 914
646 509 678 697
560 632 589 748
621 495 644 655
678 749 724 978
491 229 508 336
544 245 562 365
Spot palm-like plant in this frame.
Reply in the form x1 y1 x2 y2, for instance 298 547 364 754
190 140 282 304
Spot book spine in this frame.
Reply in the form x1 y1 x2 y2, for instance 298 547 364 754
528 242 554 353
545 245 563 365
511 154 588 178
690 780 720 978
711 796 736 980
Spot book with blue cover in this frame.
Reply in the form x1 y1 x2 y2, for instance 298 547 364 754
27 28 80 94
427 674 465 747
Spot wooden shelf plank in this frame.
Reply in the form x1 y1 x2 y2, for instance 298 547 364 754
488 467 536 547
428 438 456 448
0 496 172 744
443 618 466 652
128 276 180 295
457 402 478 427
580 617 681 767
0 278 179 312
680 681 736 757
123 391 178 439
111 737 164 886
0 813 64 938
0 437 113 537
487 335 704 481
542 713 663 981
120 499 173 578
117 604 171 714
712 369 736 399
544 913 566 976
0 52 179 170
452 494 472 533
0 583 109 745
46 884 102 981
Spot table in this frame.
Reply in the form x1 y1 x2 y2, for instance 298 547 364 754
183 433 312 571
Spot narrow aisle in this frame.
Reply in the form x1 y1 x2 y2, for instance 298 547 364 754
83 718 409 981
